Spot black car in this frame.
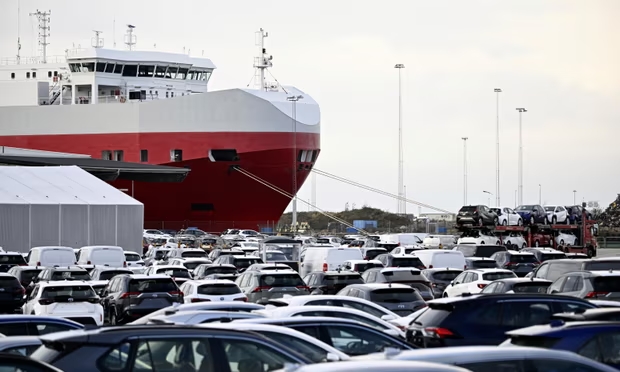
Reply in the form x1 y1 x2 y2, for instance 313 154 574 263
0 274 25 313
212 255 263 273
360 247 388 260
30 325 312 372
193 264 239 280
521 248 567 263
303 271 364 295
422 269 463 298
362 268 434 301
456 205 498 227
454 244 507 258
0 315 84 336
0 252 27 273
7 266 42 295
489 250 539 277
480 278 552 294
338 283 427 316
406 293 596 347
101 274 182 325
375 254 425 269
0 353 63 372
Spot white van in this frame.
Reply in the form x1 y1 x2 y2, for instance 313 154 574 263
76 246 126 267
422 235 457 249
413 250 466 270
300 246 363 277
27 246 76 267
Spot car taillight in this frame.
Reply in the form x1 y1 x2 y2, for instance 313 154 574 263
477 283 487 289
191 298 210 303
87 261 91 264
234 297 248 302
322 262 328 272
36 262 41 266
14 287 25 295
297 286 310 291
429 265 433 269
424 327 454 338
586 291 610 298
86 298 100 304
252 286 272 293
38 299 54 305
168 290 183 296
123 261 127 267
119 292 140 299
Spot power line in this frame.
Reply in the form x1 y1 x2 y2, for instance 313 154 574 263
312 168 453 214
233 167 369 235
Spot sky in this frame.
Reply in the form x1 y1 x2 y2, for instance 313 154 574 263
1 0 619 215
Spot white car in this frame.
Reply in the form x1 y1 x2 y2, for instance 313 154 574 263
208 322 350 362
457 233 500 245
544 205 570 224
143 229 171 239
491 207 523 226
353 346 618 372
442 269 517 297
168 258 213 273
130 301 265 325
254 305 405 338
146 310 262 325
503 232 527 249
233 241 260 255
556 232 578 246
179 279 246 303
272 361 469 372
23 281 104 326
124 251 144 268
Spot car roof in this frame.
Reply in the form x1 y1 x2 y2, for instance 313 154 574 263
347 283 413 290
490 278 551 284
39 280 94 287
153 265 188 270
0 315 84 326
0 335 42 348
47 266 87 271
277 360 471 372
233 316 368 326
465 257 496 261
505 250 534 255
423 268 463 273
127 274 172 280
466 268 512 273
426 293 590 305
185 279 236 285
380 268 421 273
93 267 132 272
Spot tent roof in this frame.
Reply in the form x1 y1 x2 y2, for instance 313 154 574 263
0 166 143 205
0 155 188 182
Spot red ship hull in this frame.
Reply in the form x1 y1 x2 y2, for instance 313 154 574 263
0 131 319 232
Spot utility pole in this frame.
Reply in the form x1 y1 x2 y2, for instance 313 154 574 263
516 108 527 205
287 95 304 232
494 88 502 207
395 63 405 215
30 9 51 63
462 137 469 205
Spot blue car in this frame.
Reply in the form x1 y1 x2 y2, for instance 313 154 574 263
515 205 548 225
501 320 620 369
0 315 84 336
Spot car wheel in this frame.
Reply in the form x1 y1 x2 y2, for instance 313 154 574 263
544 216 549 225
534 240 540 247
502 219 507 226
480 241 485 244
588 247 595 257
560 239 565 245
522 243 527 249
496 241 501 245
517 219 523 226
494 218 499 226
552 216 557 224
530 217 535 225
507 241 512 245
110 311 117 326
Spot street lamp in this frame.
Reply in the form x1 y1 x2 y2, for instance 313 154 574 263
461 137 468 205
573 190 577 205
395 63 405 215
539 184 542 205
287 94 304 232
483 190 493 206
494 88 502 207
516 108 527 205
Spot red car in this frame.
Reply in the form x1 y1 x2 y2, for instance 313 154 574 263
531 233 553 247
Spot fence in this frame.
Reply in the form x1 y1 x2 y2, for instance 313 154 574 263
598 237 620 249
144 221 281 235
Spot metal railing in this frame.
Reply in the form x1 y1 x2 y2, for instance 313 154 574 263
0 55 66 65
598 237 620 249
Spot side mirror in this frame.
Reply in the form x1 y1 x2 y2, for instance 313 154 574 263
449 281 454 286
381 314 396 321
325 353 340 362
550 289 558 294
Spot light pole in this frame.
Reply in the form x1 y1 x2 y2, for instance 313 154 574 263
573 190 577 205
514 190 517 208
516 108 527 205
483 190 493 206
494 88 502 207
461 137 468 205
539 184 542 205
287 94 303 232
395 63 405 215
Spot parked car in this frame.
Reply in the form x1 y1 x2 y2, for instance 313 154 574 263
464 257 498 270
544 205 571 224
502 232 527 249
548 270 620 300
375 254 425 270
0 353 64 372
361 268 434 301
453 244 507 258
567 205 593 224
515 204 548 225
556 232 578 247
179 279 247 303
521 247 567 262
457 232 500 245
0 315 84 336
303 271 364 295
129 301 265 325
489 250 539 277
272 361 471 372
145 310 263 325
235 268 310 303
480 278 552 294
456 205 498 227
422 268 464 298
552 308 620 322
337 283 427 316
0 274 25 313
0 335 42 356
489 207 523 226
531 232 553 247
341 260 384 273
442 269 517 297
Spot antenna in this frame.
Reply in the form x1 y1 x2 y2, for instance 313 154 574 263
253 28 273 91
124 24 137 51
91 30 104 48
29 9 51 63
113 16 116 48
17 0 21 64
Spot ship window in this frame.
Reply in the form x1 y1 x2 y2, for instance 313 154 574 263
191 203 214 211
165 66 178 79
102 150 112 160
122 65 138 77
297 150 304 162
32 72 36 78
138 65 154 77
203 71 212 82
82 62 95 72
171 149 183 162
48 71 52 78
113 150 124 162
177 68 188 80
187 71 194 80
140 150 148 163
128 91 141 100
105 63 115 73
171 92 174 97
26 72 30 78
96 62 106 73
155 66 166 78
10 73 15 79
311 150 318 162
54 71 58 77
114 64 123 74
166 92 169 98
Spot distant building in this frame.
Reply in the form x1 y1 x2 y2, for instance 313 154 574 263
420 213 456 222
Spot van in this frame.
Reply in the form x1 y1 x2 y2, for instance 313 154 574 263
414 250 466 270
27 246 75 267
76 246 126 267
422 235 457 250
300 246 363 277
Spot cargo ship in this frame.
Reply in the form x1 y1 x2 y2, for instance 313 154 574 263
0 24 320 232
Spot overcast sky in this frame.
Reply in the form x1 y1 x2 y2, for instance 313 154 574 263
1 1 618 215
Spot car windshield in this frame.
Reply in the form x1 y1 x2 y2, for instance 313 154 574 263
354 262 384 272
513 282 551 293
41 285 96 299
593 277 620 292
264 253 288 261
460 206 477 212
382 270 422 282
206 267 237 275
197 284 241 295
470 260 498 268
51 270 91 281
516 205 535 211
509 254 538 263
0 277 19 287
259 274 305 287
233 258 262 269
585 262 620 271
157 268 191 278
129 278 177 292
181 251 207 258
544 207 555 212
324 275 364 285
184 261 209 270
429 271 462 281
0 255 26 265
483 272 516 281
462 245 505 258
125 254 141 262
154 251 169 259
98 270 132 280
20 269 41 283
370 288 422 303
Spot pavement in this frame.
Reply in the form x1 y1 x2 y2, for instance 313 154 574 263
597 248 619 258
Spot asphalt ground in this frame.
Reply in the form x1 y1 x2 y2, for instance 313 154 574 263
596 248 619 258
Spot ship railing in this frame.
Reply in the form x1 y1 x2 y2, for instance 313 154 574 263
0 55 66 65
72 95 123 104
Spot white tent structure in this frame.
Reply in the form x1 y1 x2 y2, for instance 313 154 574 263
0 166 143 253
